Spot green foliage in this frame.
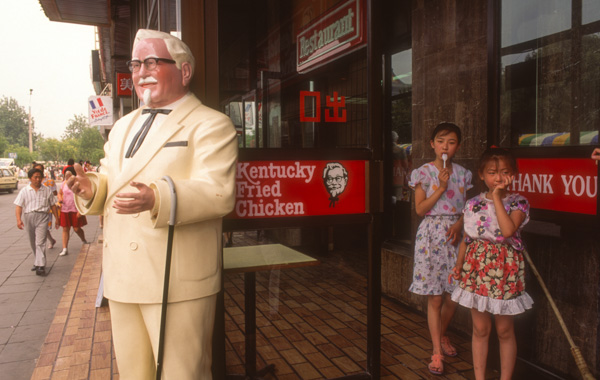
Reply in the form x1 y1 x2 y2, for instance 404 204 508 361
0 96 32 147
0 97 105 166
37 138 63 162
62 114 90 140
61 139 78 163
0 135 8 156
78 127 105 161
7 144 37 168
22 112 106 165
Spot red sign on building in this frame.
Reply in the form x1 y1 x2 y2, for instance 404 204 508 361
116 73 133 96
511 158 597 215
229 160 367 219
296 0 365 73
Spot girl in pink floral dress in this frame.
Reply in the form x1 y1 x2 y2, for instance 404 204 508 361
451 147 533 380
409 122 472 375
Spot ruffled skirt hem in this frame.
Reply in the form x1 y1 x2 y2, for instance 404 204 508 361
451 287 533 315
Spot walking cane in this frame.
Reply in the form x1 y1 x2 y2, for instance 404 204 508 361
523 250 595 380
156 176 177 380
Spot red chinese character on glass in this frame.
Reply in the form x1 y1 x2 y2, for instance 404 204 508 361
120 77 133 92
299 91 347 123
299 91 321 122
324 92 346 122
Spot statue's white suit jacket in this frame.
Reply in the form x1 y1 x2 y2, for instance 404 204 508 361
76 94 238 304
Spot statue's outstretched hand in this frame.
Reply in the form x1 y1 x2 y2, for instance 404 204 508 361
66 163 93 200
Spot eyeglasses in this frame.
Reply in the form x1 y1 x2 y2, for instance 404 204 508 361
326 176 346 183
127 57 176 73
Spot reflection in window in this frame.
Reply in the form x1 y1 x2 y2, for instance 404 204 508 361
501 0 571 48
391 50 412 97
500 0 600 147
390 49 412 242
225 102 244 147
583 0 600 25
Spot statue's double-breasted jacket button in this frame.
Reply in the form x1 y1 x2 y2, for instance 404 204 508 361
129 242 138 251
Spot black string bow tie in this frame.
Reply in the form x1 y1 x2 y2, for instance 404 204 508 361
125 108 172 158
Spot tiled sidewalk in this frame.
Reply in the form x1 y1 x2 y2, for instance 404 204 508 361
223 240 474 380
30 237 116 380
30 231 476 379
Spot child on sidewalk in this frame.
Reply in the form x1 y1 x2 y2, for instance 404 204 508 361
409 122 473 375
451 147 533 380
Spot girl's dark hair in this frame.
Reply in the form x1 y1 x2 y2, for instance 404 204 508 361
430 122 462 143
64 166 76 176
478 147 518 175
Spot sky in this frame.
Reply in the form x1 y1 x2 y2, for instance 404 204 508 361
0 1 96 139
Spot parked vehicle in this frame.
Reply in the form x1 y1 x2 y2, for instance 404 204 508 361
0 158 17 175
0 168 18 193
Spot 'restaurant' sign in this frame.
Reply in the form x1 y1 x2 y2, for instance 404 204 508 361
510 158 597 215
296 0 365 73
228 160 367 219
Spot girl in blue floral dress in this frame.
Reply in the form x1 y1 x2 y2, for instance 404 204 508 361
451 147 533 380
409 122 473 375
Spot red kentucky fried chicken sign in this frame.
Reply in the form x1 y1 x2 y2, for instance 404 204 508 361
229 160 367 219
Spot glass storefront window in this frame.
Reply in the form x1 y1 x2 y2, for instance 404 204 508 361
500 0 600 147
218 1 373 377
390 49 412 242
220 0 368 149
583 0 600 25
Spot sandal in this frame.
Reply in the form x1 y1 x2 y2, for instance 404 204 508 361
428 354 444 375
441 335 457 357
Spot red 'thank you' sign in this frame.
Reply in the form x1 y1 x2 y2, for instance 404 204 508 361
228 160 367 219
512 158 597 215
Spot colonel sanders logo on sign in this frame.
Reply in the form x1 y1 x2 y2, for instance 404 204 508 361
323 162 348 207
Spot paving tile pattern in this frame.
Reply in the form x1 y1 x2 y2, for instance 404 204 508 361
223 232 474 379
31 231 476 379
30 237 117 380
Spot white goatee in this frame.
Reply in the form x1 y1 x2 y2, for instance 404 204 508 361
143 89 152 105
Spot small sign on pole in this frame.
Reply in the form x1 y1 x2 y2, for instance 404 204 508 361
88 96 113 126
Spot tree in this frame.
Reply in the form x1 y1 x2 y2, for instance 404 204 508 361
62 114 89 140
0 134 8 157
77 127 105 164
60 139 78 163
7 144 37 168
0 96 32 147
37 138 63 162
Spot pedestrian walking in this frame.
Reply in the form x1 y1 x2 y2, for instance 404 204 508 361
33 163 58 249
57 167 88 256
14 168 60 276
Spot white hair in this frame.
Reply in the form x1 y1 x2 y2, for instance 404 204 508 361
323 162 348 179
134 29 195 78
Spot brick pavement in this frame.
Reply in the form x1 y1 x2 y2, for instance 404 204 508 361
30 230 480 379
0 183 101 380
30 235 115 380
